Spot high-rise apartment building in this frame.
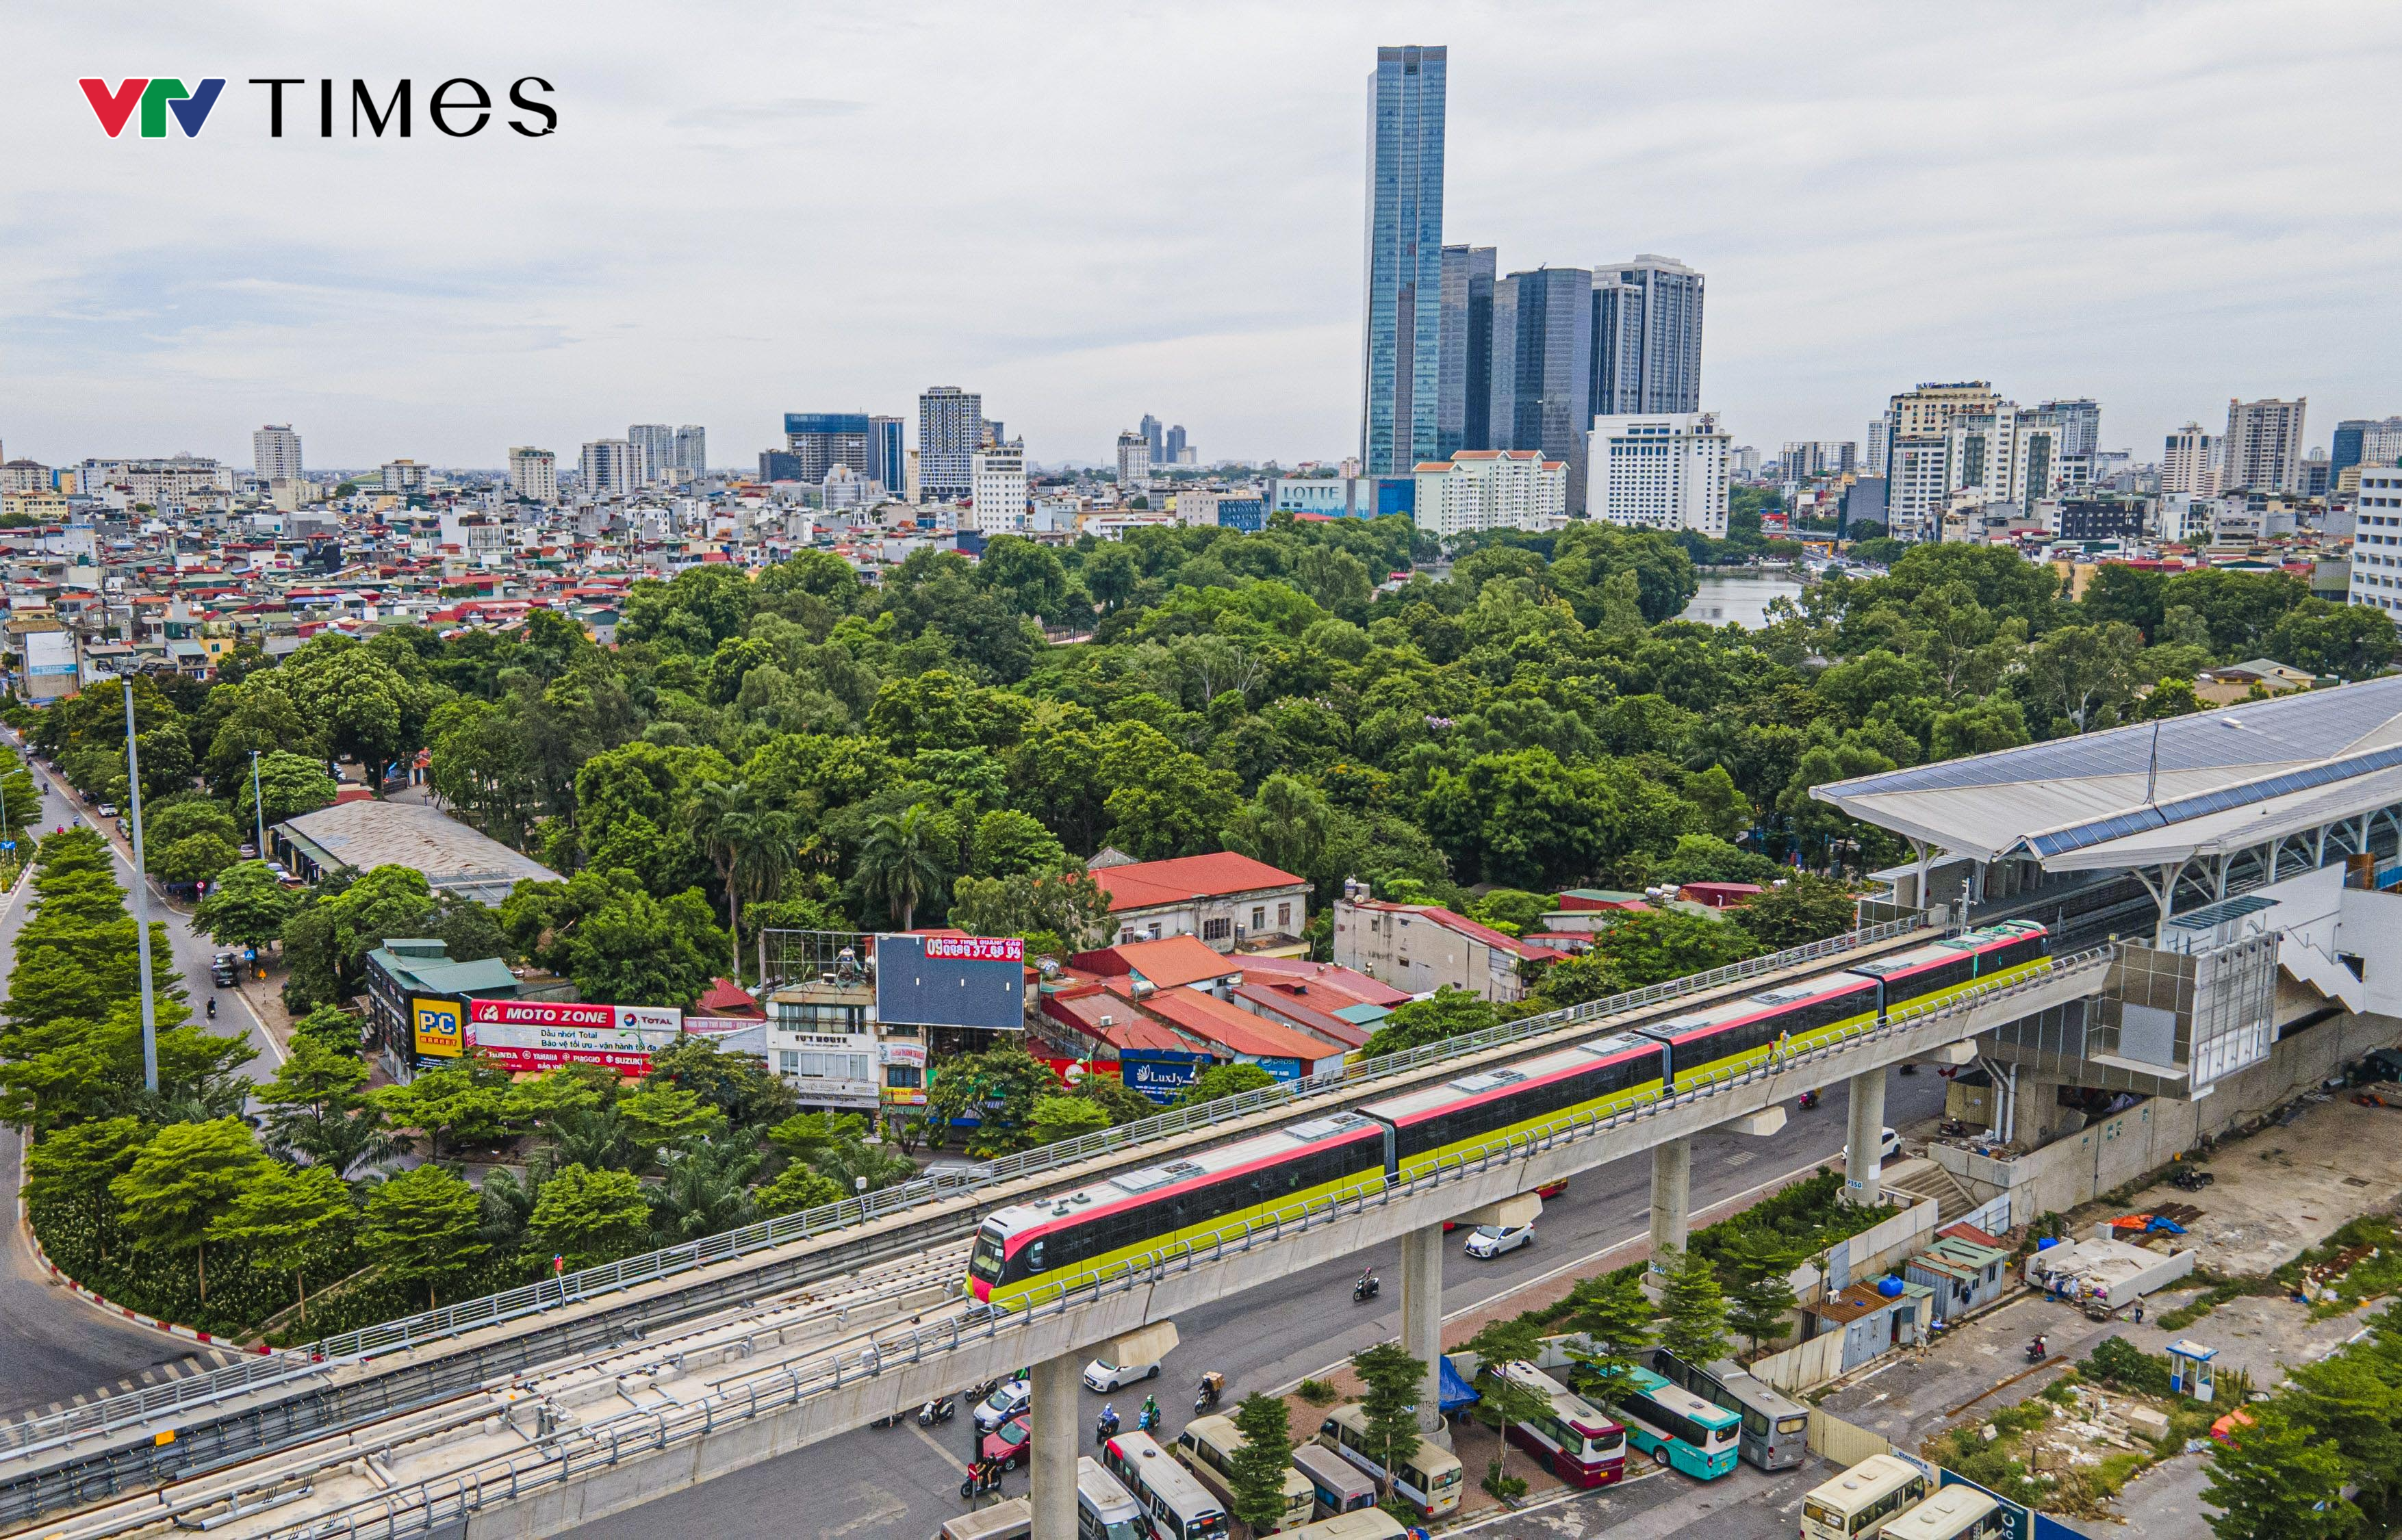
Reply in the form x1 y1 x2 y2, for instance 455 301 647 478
1438 244 1497 457
782 413 876 484
1589 413 1732 537
1488 266 1594 513
2222 398 2307 493
1116 431 1151 494
1359 44 1447 476
1882 381 2003 540
507 447 558 502
1139 415 1163 468
673 425 707 476
579 439 639 498
380 459 429 494
627 424 676 485
970 440 1027 533
1866 414 1893 477
2039 400 2101 459
253 424 303 482
2161 422 2221 497
918 386 982 500
2349 467 2402 622
1166 425 1189 465
1779 442 1858 480
2332 417 2402 484
1590 255 1704 417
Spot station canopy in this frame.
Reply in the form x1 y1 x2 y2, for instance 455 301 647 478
1813 673 2402 872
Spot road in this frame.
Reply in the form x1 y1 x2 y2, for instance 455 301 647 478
0 739 285 1421
570 1069 1949 1540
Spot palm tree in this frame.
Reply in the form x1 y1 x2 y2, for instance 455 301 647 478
650 1139 763 1242
856 805 945 931
685 781 795 981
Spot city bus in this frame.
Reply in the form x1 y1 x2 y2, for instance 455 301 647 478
1481 1361 1627 1487
1102 1430 1232 1540
1802 1454 1934 1540
1175 1414 1315 1532
931 1459 1147 1540
1652 1352 1811 1471
1315 1402 1466 1519
1607 1368 1740 1479
1283 1514 1407 1540
1883 1487 2007 1540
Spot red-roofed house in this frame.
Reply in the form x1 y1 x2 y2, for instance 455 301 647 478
1330 895 1566 1003
1066 934 1244 995
1086 850 1311 955
1138 987 1348 1079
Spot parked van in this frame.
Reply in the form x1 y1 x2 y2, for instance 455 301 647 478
1314 1403 1464 1519
1291 1441 1379 1519
1175 1413 1314 1532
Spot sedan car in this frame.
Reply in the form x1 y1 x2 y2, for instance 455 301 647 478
1083 1355 1160 1394
1446 1178 1566 1233
982 1415 1032 1470
1464 1222 1534 1259
973 1378 1032 1433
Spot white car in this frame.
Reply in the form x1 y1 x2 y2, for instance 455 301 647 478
1464 1223 1534 1259
1881 1127 1901 1162
972 1378 1032 1433
1082 1356 1160 1394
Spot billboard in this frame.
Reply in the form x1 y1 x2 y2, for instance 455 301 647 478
876 933 1027 1031
412 997 464 1059
465 998 682 1077
1121 1050 1214 1104
23 630 75 677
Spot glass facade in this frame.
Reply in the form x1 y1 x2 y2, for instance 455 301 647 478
869 415 906 494
1492 266 1594 513
1439 244 1496 457
1361 45 1446 476
1590 258 1705 418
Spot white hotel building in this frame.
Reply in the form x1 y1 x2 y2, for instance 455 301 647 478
2350 467 2402 624
1409 449 1567 537
1587 411 1730 536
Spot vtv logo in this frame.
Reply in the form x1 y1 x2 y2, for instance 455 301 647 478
79 77 226 138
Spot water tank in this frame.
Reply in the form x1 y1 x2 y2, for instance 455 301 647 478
1876 1276 1904 1298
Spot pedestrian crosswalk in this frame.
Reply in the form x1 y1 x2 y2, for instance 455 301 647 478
3 1350 235 1425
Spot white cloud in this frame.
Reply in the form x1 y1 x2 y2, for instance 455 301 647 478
3 0 2399 467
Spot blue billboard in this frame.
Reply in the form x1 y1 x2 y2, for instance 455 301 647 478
1121 1050 1214 1104
874 934 1027 1031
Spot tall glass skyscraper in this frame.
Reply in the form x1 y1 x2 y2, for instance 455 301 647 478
1589 255 1705 417
1489 266 1594 513
1439 244 1496 457
1360 45 1446 476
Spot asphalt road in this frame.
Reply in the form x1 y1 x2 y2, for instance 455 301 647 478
570 1069 1950 1540
0 740 286 1421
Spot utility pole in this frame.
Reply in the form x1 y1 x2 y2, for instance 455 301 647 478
122 678 158 1094
251 748 266 856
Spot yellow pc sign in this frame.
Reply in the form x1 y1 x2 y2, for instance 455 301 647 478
413 997 464 1059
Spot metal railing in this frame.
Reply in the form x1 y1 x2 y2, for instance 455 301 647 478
0 908 1943 1461
217 943 2110 1540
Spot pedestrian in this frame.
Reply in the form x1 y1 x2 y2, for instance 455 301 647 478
1774 1028 1791 1066
2134 1300 2145 1325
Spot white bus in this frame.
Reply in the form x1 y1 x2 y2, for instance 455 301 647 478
1884 1487 2007 1540
1802 1454 1933 1540
1315 1402 1465 1519
933 1459 1147 1540
1175 1413 1315 1532
1283 1513 1407 1540
1103 1430 1233 1540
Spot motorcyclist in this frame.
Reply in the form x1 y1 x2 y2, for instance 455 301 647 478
205 996 217 1019
1099 1402 1118 1433
1139 1394 1160 1430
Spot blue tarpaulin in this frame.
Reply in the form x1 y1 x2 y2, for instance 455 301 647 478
1438 1355 1477 1413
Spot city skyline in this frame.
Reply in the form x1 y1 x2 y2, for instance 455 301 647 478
7 2 2401 469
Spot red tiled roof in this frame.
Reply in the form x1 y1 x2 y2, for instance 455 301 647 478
1229 982 1371 1051
695 977 762 1015
1067 934 1235 990
1939 1221 2004 1248
1140 988 1338 1063
1088 853 1305 913
1041 988 1192 1053
1234 955 1413 1008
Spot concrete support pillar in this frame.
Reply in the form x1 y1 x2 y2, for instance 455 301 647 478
1030 1349 1082 1540
1648 1135 1691 1284
1400 1222 1446 1439
1846 1066 1889 1204
2009 1069 2056 1148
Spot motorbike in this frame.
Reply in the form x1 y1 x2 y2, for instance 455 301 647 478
1938 1118 1976 1138
869 1409 906 1428
960 1461 1004 1500
206 997 218 1019
2170 1167 2215 1192
1194 1372 1224 1413
1798 1089 1821 1111
1094 1407 1121 1446
2026 1337 2048 1364
1136 1399 1160 1433
967 1377 1001 1404
1353 1270 1380 1303
917 1396 954 1427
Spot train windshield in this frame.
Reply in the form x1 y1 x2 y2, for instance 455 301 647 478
969 1223 1007 1285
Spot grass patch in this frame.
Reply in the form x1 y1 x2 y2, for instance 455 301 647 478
1296 1378 1340 1406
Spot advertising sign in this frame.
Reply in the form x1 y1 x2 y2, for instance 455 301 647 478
1120 1050 1213 1104
875 933 1027 1032
411 997 464 1059
465 998 682 1077
23 630 75 678
1936 1472 2031 1540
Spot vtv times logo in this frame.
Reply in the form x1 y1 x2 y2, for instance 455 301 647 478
78 76 558 139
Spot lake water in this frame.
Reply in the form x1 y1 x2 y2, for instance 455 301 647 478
1678 573 1804 629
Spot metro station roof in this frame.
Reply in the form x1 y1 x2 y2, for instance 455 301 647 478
1813 673 2402 871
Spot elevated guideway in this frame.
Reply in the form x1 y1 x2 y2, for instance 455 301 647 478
19 947 2110 1540
0 915 1952 1531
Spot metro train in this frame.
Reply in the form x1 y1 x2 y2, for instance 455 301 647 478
964 920 2049 1309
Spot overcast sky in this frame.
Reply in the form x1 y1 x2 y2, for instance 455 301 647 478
7 1 2401 472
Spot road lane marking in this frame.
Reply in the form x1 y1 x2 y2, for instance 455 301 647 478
908 1419 971 1476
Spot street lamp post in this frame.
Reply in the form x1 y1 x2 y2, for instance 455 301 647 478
122 678 158 1095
